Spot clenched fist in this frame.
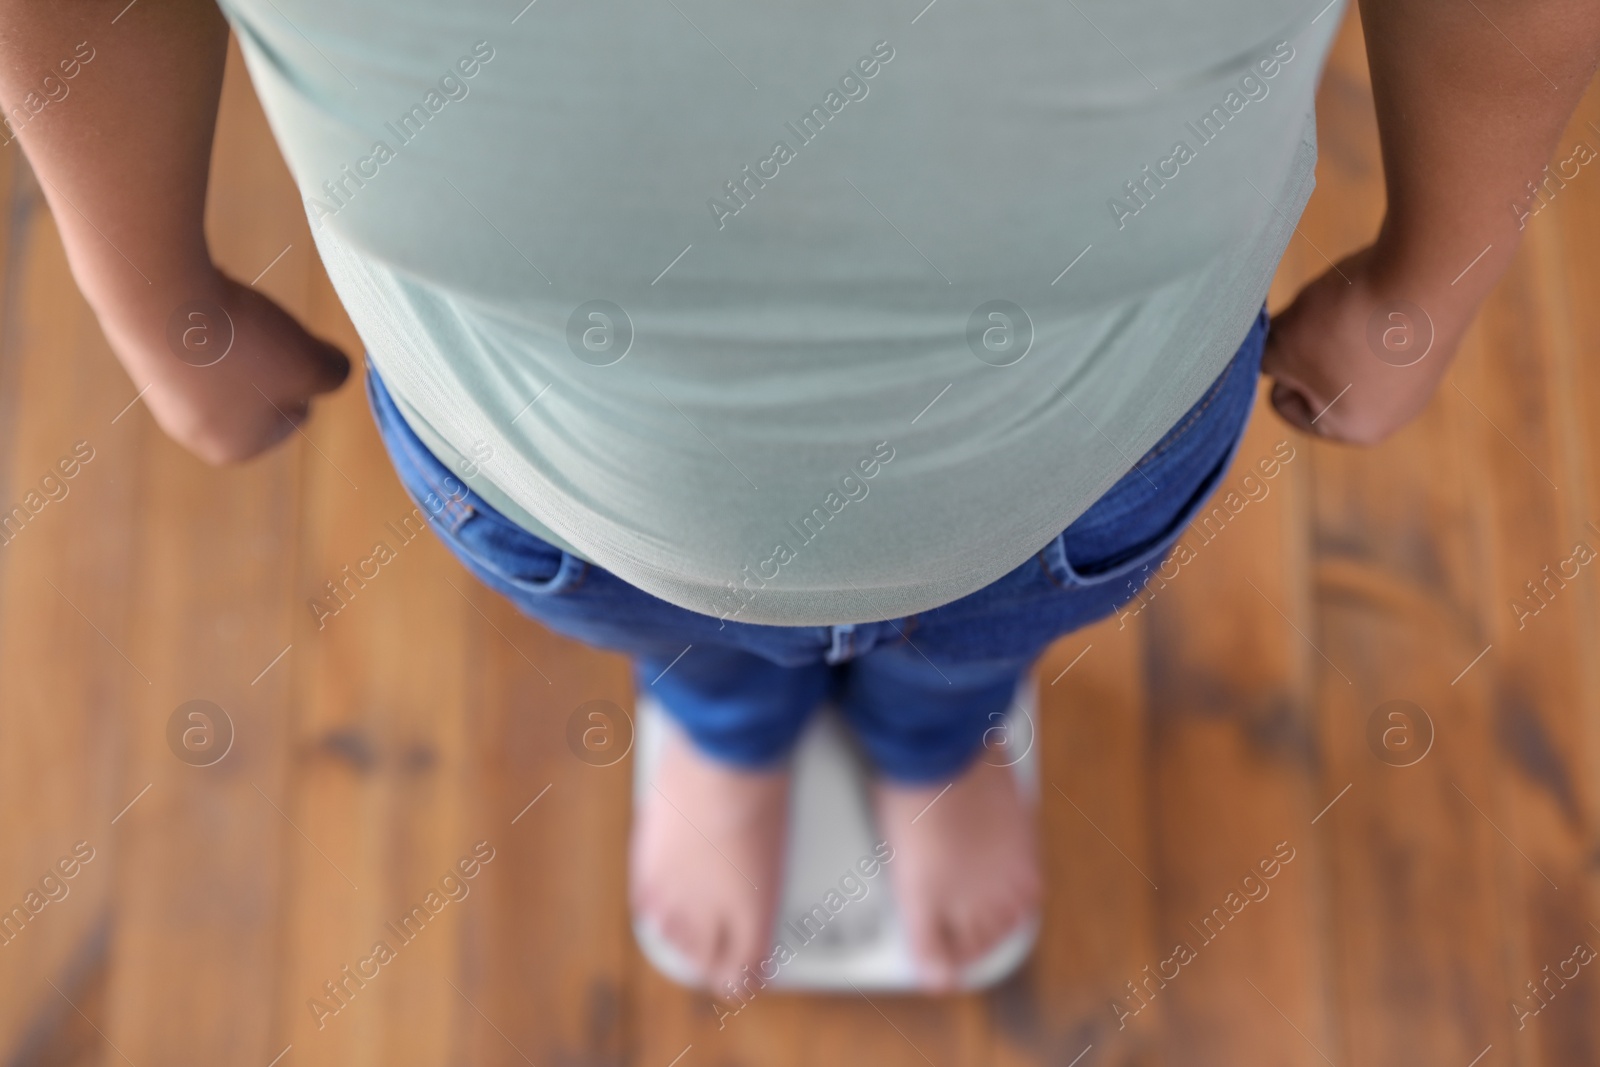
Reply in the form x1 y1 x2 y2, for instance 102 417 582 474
105 271 351 466
1263 245 1477 446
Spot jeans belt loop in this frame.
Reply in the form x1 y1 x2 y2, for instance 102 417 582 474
826 624 856 665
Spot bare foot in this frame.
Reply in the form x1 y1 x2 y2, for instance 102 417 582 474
872 757 1041 989
630 724 789 994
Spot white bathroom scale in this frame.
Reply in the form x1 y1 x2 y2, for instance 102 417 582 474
631 685 1040 992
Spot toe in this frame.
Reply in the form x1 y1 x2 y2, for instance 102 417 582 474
733 919 767 980
661 908 713 975
705 919 739 990
908 908 962 989
976 898 1024 958
1016 861 1044 911
716 913 771 992
629 875 653 915
950 905 997 967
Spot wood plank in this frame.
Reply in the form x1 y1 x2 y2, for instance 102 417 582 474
1302 376 1512 1066
454 595 634 1066
1133 400 1329 1067
989 616 1162 1067
0 156 132 1064
0 167 126 1067
1539 75 1600 1067
1450 82 1600 1060
271 428 473 1067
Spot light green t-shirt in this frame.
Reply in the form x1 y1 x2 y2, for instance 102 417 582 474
223 0 1342 625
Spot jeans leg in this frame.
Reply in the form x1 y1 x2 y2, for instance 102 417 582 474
838 641 1032 785
636 644 832 771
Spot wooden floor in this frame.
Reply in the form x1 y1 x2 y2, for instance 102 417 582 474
2 10 1599 1066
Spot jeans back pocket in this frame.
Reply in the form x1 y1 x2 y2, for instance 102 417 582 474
365 362 586 597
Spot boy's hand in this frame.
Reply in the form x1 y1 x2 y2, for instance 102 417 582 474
1262 246 1470 446
122 274 351 466
1266 0 1600 449
0 0 353 468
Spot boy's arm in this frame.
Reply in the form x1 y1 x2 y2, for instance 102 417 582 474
0 0 347 464
1263 0 1600 444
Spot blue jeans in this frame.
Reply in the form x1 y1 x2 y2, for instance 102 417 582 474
366 308 1268 783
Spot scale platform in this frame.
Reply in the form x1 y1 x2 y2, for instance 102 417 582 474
632 686 1040 992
